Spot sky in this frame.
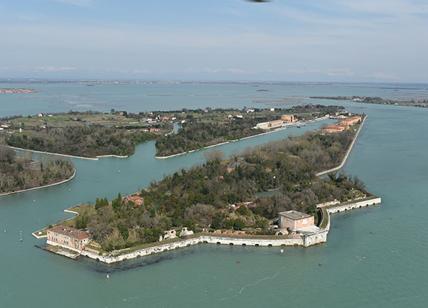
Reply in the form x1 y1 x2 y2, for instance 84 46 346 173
0 0 427 82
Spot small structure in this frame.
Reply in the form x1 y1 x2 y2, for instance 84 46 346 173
47 225 90 252
278 210 315 232
255 120 283 130
281 114 297 123
159 229 177 241
322 124 346 134
323 115 362 134
340 115 362 128
123 194 144 207
179 227 194 237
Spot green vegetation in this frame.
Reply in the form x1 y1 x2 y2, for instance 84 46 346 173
6 126 155 158
1 111 170 158
0 146 74 194
64 122 368 252
155 105 344 156
0 105 343 158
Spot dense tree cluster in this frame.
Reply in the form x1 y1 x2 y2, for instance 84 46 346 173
72 125 368 251
6 126 155 158
0 147 74 194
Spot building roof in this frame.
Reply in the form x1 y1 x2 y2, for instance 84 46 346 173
123 194 144 206
48 225 90 240
279 210 312 220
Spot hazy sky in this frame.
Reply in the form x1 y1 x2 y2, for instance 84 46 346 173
1 0 427 82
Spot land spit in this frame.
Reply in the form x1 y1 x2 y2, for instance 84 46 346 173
154 119 320 159
44 196 381 264
316 115 366 176
0 169 76 197
6 145 128 160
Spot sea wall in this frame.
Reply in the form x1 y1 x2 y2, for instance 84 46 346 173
80 233 329 264
326 197 382 214
81 237 203 264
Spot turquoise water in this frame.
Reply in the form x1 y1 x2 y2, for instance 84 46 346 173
1 83 428 307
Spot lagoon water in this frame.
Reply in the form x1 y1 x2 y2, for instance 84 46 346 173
1 82 428 307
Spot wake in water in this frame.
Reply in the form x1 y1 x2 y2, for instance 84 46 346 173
219 266 287 301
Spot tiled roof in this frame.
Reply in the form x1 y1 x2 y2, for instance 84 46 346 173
48 225 90 240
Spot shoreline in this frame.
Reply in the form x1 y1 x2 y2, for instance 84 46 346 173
6 145 128 160
54 196 380 264
37 195 381 264
316 115 367 177
154 120 311 159
0 169 76 197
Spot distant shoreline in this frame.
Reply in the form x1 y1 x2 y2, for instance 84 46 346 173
0 88 36 94
310 96 428 109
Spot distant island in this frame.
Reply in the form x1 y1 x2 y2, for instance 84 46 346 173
0 105 344 159
0 88 35 94
311 96 428 108
35 113 381 263
0 146 74 195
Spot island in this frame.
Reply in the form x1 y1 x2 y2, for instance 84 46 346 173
0 111 171 158
34 113 382 263
1 105 345 159
154 105 343 157
310 96 428 108
0 88 36 94
0 146 75 196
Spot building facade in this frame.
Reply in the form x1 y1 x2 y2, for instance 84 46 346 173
255 120 284 130
47 225 90 252
281 114 297 123
279 210 315 231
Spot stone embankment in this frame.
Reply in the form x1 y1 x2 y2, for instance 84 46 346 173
316 115 366 176
81 232 329 264
323 197 382 214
